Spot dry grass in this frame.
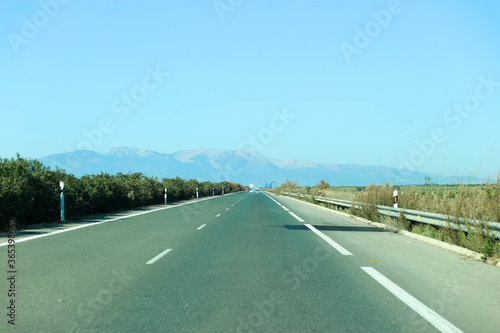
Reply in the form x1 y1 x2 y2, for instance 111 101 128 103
348 174 500 260
399 178 500 223
320 188 357 201
279 172 500 260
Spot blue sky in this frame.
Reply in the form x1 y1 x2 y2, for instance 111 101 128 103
1 0 499 179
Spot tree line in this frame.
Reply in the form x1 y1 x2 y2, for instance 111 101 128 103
0 155 245 231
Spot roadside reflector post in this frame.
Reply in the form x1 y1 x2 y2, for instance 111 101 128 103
213 187 215 197
60 181 65 222
164 188 167 205
222 188 224 195
196 188 199 199
393 190 398 208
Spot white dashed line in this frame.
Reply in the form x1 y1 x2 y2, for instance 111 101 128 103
216 214 221 217
146 248 172 264
197 224 206 230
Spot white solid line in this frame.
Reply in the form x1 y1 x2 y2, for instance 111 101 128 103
361 267 463 333
289 212 305 223
265 192 290 213
197 224 206 230
0 195 223 247
0 206 171 247
146 248 172 265
305 224 353 255
216 214 221 217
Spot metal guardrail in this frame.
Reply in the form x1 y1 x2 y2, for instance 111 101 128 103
280 192 500 239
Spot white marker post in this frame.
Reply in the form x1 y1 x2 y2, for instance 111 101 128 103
164 188 167 205
213 188 215 197
196 188 199 199
60 181 65 222
393 190 398 208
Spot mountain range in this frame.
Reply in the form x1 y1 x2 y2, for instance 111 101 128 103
38 147 470 187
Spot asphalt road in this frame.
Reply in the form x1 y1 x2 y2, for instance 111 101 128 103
1 191 499 332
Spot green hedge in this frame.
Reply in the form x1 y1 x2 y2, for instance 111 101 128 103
0 155 243 231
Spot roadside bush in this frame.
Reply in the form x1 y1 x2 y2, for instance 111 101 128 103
278 180 300 193
0 156 244 232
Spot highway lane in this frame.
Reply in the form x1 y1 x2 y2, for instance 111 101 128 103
267 192 500 333
0 194 240 332
1 191 498 332
87 191 436 332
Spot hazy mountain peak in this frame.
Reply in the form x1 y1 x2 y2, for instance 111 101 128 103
269 159 296 169
234 148 268 160
172 148 269 164
173 148 226 163
270 158 321 169
38 147 467 186
109 146 157 157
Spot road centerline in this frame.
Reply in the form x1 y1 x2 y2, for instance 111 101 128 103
146 248 173 265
